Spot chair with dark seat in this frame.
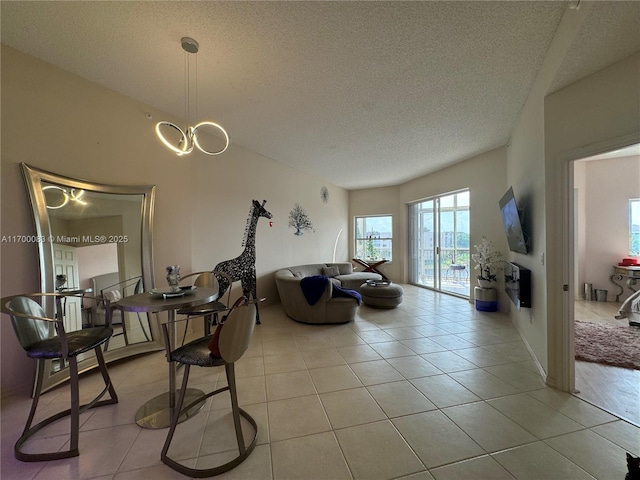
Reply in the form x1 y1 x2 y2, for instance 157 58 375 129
177 270 233 345
1 292 118 462
161 297 261 477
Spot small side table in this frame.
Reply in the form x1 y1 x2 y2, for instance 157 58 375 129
610 265 640 301
474 286 497 312
446 264 468 283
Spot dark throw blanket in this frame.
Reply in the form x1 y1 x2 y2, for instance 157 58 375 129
333 284 362 305
300 275 362 306
300 275 329 305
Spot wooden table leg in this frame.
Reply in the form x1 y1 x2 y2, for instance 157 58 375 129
352 259 389 281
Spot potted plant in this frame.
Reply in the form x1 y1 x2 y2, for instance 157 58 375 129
471 236 503 288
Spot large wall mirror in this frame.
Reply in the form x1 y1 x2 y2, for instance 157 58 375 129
21 163 163 393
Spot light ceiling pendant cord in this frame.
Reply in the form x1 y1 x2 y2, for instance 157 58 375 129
155 37 230 156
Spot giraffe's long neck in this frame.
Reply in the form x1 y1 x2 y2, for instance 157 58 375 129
242 212 260 253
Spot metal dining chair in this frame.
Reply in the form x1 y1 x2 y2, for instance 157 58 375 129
161 297 262 477
99 276 151 352
1 292 118 461
177 270 233 345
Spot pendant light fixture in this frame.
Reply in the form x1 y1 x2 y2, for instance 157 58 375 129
156 37 229 156
42 185 87 209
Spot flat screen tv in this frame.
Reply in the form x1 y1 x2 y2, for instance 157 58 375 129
499 187 528 254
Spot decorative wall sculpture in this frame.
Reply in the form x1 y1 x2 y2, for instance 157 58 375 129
289 203 315 236
214 199 272 323
320 186 329 203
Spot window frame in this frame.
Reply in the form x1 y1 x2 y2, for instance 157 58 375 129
630 198 639 256
354 215 393 261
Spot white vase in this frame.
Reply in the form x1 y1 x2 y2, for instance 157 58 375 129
477 278 493 289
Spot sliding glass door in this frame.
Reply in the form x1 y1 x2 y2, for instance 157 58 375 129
409 190 470 297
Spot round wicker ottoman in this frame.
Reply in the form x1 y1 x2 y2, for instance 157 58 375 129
360 281 404 308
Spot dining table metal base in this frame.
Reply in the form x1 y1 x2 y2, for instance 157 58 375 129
135 388 206 429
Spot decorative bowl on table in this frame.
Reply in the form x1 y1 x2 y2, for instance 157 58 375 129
150 287 196 299
366 279 391 287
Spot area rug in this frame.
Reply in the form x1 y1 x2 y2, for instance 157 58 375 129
575 320 640 370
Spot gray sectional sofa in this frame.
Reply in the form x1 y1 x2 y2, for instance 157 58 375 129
274 262 382 324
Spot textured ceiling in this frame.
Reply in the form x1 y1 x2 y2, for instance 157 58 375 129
2 1 638 190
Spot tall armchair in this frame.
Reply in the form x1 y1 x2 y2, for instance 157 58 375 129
177 270 233 345
1 292 118 461
91 273 150 349
161 297 261 476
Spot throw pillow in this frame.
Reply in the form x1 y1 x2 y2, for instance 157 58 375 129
103 289 121 302
322 266 340 277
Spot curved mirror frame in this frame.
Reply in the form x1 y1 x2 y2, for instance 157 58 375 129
21 163 162 393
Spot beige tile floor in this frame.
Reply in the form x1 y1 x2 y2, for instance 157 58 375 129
2 285 639 479
573 299 640 426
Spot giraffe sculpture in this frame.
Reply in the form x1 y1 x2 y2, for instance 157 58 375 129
214 199 272 323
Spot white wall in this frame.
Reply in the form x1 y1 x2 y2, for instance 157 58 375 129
76 243 119 290
545 52 640 389
577 155 640 302
0 46 349 397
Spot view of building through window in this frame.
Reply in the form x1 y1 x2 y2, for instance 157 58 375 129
354 215 392 261
631 198 639 256
408 190 470 297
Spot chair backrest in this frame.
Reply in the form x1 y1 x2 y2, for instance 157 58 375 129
179 270 234 306
212 270 233 305
6 296 53 351
218 301 256 363
193 272 219 290
133 277 144 295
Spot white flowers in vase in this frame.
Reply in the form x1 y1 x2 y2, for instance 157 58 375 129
471 236 503 287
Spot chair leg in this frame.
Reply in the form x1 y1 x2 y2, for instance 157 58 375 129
94 345 119 405
160 362 258 478
181 317 191 346
137 312 151 341
226 363 246 455
15 359 47 460
121 316 130 346
161 363 191 465
204 314 213 335
14 351 118 462
68 357 81 454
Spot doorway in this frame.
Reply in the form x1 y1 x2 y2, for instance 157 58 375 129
408 189 470 298
570 143 640 425
53 243 82 331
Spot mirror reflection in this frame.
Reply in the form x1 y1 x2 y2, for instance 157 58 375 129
44 185 149 353
21 163 162 392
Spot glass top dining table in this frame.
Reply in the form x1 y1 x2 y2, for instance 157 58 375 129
115 287 219 428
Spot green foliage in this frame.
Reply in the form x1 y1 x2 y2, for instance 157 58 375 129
365 230 379 259
456 232 470 248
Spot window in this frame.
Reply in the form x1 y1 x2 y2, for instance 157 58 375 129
408 189 469 297
355 215 392 261
630 199 639 256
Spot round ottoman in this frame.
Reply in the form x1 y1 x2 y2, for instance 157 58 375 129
360 282 404 308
